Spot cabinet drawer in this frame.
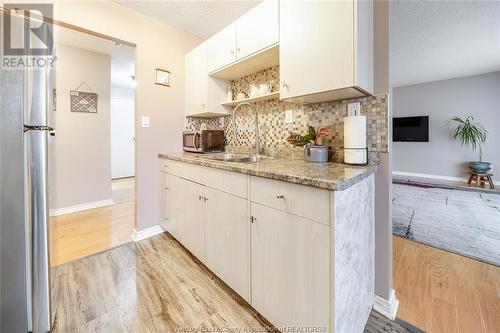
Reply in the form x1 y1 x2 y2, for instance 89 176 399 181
160 159 203 184
202 166 248 198
159 158 248 198
250 176 330 225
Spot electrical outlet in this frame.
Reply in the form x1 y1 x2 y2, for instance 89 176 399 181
285 110 294 124
141 116 150 128
348 102 361 116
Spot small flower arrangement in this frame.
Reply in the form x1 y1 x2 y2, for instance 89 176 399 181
286 125 329 147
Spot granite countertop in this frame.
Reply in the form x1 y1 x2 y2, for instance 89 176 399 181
159 152 378 191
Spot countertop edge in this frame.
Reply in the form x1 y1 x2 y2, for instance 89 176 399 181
158 153 378 191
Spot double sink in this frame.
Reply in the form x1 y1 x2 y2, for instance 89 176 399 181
197 153 273 164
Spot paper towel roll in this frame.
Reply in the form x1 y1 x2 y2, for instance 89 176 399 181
344 149 367 164
344 116 367 164
344 116 367 148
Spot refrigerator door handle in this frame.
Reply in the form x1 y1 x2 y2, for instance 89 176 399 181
26 129 52 333
24 60 51 127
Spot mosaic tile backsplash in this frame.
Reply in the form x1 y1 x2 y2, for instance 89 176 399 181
186 66 388 163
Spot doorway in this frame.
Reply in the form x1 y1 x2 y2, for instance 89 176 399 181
111 58 136 180
48 25 136 266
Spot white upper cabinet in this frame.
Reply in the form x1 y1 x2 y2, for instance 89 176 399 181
235 0 279 60
280 0 373 103
206 0 279 75
206 23 237 74
185 42 230 117
185 44 207 116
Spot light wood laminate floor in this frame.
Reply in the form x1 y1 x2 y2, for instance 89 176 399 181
49 177 500 332
394 236 500 333
49 177 135 266
52 233 273 332
52 233 416 333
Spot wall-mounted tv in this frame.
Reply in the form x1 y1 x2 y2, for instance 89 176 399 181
393 116 429 142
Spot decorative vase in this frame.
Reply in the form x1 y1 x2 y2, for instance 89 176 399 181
304 144 328 163
469 161 492 173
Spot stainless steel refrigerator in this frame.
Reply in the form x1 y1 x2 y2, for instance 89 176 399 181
0 17 56 333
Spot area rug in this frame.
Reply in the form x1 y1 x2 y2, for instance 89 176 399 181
392 183 500 266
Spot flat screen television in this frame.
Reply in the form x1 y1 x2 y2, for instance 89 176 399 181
393 116 429 142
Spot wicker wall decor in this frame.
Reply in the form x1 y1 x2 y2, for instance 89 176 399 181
70 82 97 113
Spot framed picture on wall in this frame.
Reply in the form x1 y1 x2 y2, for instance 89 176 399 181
70 90 98 113
155 68 170 87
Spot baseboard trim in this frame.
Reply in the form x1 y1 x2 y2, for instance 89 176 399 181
49 199 114 217
393 171 500 186
111 175 135 180
131 225 165 242
374 289 399 320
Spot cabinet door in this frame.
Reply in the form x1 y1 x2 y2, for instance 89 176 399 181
162 173 182 240
236 0 279 60
207 23 237 73
185 43 208 116
205 188 250 301
251 203 330 330
176 177 206 262
280 0 354 99
159 171 167 229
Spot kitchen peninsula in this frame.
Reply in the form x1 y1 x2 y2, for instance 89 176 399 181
158 153 377 333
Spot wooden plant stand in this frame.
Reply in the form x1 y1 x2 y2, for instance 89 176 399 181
467 172 495 189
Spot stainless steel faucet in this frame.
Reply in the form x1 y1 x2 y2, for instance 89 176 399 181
232 102 260 156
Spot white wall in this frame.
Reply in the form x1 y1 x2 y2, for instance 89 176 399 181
393 72 500 180
111 85 135 179
50 44 112 210
373 0 394 305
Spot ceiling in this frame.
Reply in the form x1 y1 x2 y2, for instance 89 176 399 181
55 26 135 89
115 0 261 39
390 0 500 87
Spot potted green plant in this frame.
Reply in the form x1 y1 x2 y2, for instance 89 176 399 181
286 125 330 163
449 116 490 173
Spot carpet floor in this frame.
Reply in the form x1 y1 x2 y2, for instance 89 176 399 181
392 183 500 266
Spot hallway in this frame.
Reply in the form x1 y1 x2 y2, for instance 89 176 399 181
50 177 135 266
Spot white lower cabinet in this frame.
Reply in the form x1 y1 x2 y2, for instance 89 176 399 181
176 177 206 262
159 171 168 230
162 173 206 262
250 202 330 330
205 187 250 301
160 168 250 299
160 160 331 331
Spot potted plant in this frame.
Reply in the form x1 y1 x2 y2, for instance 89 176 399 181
449 116 490 173
286 125 330 163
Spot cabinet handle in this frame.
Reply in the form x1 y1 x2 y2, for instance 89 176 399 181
164 164 169 168
236 48 240 54
165 186 169 190
276 194 285 199
282 82 289 89
230 49 235 56
250 216 256 224
203 197 208 202
164 217 170 221
198 195 203 201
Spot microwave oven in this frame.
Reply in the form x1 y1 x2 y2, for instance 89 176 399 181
183 130 225 153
